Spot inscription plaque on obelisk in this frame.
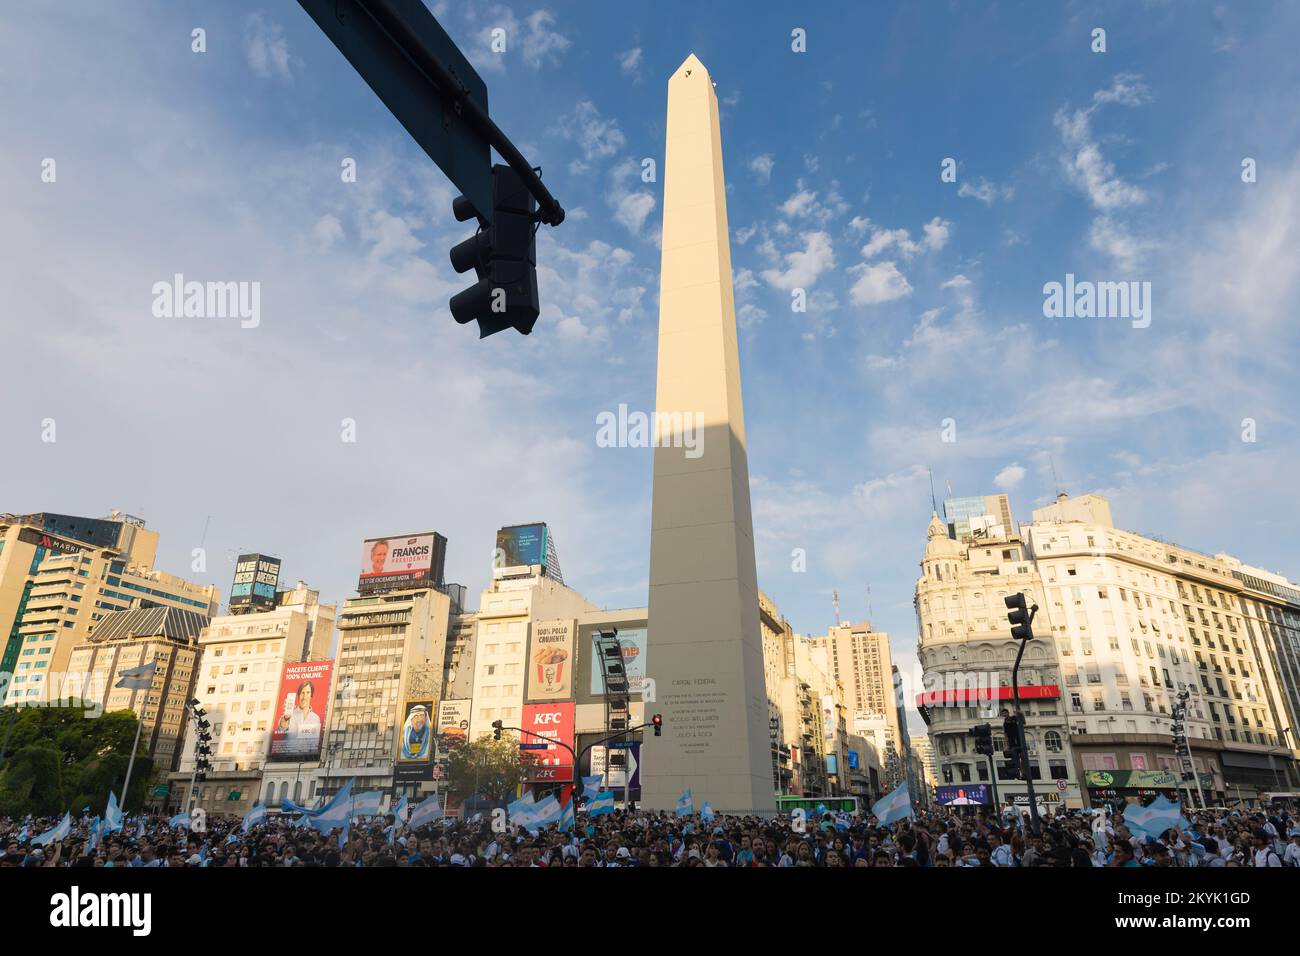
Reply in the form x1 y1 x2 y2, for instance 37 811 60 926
639 54 774 815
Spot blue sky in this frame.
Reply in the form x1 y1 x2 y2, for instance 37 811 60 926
3 1 1299 728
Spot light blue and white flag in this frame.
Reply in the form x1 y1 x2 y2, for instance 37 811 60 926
700 802 716 823
871 782 913 826
407 793 444 831
30 812 72 847
293 814 313 829
225 831 240 846
393 795 409 826
675 789 694 817
198 844 209 867
115 660 157 690
16 823 30 844
352 790 385 820
86 817 102 854
1124 795 1189 841
559 799 575 832
586 791 616 817
339 822 350 850
169 811 191 829
306 779 355 835
519 795 563 832
104 791 124 833
507 791 537 824
242 803 267 834
582 775 604 800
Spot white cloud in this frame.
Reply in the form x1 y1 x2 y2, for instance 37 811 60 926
243 13 293 81
779 188 818 218
957 177 1013 205
760 231 835 290
311 214 344 250
941 274 971 290
606 158 656 236
617 46 643 79
1088 215 1155 271
921 217 951 252
994 464 1027 491
561 100 625 162
750 154 775 183
848 260 912 305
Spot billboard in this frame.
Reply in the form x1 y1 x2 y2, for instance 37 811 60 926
935 785 991 806
358 532 446 594
395 698 435 782
822 695 836 740
230 553 281 610
494 523 547 573
521 702 574 782
589 627 647 696
527 619 574 701
436 699 471 748
268 660 333 762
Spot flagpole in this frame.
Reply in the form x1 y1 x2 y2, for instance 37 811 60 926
120 711 145 813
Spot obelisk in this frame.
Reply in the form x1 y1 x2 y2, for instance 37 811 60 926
641 54 774 815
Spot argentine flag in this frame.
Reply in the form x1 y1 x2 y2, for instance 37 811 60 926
700 803 715 823
115 660 157 690
871 782 913 826
242 803 267 834
524 795 563 832
352 790 385 820
393 795 410 826
307 779 355 835
30 812 72 847
559 799 575 832
86 818 102 854
586 791 616 817
675 789 694 817
507 792 537 825
169 811 191 829
582 775 604 800
1124 795 1189 841
104 791 124 833
407 793 444 830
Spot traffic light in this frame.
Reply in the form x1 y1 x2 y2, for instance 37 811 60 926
652 714 663 737
971 723 994 757
449 164 539 338
1004 592 1034 641
1002 713 1024 778
492 719 503 741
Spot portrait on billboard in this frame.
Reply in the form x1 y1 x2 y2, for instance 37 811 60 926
268 661 333 762
399 700 434 761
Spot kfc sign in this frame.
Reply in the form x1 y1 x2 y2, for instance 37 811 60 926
521 702 574 781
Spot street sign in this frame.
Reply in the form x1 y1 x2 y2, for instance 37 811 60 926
152 784 170 796
297 0 493 216
519 743 549 750
1056 778 1068 793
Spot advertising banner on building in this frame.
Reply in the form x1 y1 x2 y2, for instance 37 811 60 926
268 660 333 762
591 742 640 789
822 695 835 740
358 532 446 594
1084 769 1179 790
521 702 574 782
935 784 991 806
436 699 471 748
589 626 647 696
230 553 281 610
494 523 548 572
395 698 436 782
527 619 574 701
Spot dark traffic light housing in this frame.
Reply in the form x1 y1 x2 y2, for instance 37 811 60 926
450 164 539 338
652 714 663 737
1002 713 1025 778
492 719 503 741
971 723 994 757
1004 592 1036 641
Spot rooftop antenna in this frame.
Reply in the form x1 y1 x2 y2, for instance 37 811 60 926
927 467 938 514
832 589 841 626
866 583 874 621
1049 455 1063 498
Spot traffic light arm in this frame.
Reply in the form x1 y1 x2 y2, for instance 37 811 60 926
352 0 565 226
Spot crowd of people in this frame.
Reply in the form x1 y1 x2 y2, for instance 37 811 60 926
2 800 1297 867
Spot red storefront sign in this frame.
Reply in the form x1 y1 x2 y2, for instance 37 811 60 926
915 684 1061 707
521 702 575 781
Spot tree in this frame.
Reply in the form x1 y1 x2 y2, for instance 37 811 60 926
444 734 537 804
0 706 153 816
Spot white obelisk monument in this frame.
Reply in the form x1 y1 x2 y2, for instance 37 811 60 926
640 54 774 815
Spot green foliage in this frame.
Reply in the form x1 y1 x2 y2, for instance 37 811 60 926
444 734 538 803
0 706 153 817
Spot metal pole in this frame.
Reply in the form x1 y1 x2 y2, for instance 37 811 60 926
119 712 145 813
1011 635 1042 835
355 0 564 225
987 753 1000 810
